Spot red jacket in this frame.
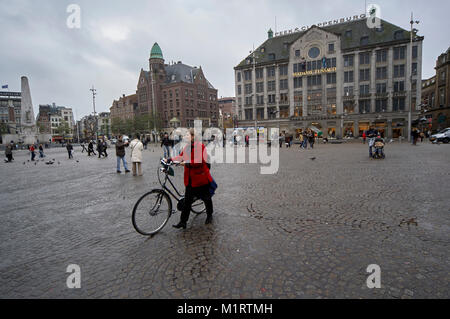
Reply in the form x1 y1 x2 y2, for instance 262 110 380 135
171 142 212 188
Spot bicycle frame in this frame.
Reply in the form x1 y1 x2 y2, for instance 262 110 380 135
158 167 183 202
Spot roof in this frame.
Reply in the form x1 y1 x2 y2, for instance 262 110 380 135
144 63 215 89
150 42 163 60
236 18 417 68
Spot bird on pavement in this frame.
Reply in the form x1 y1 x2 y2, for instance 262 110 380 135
310 157 316 161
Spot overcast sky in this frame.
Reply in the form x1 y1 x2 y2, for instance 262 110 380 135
0 0 449 120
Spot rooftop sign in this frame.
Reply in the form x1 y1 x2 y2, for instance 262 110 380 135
274 14 367 37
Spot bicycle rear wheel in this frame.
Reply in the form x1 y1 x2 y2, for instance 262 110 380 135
132 189 172 236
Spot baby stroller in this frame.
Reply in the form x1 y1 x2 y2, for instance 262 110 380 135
372 138 385 159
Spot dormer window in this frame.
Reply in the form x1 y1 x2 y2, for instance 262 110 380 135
360 36 369 46
345 30 352 38
394 30 404 40
268 53 275 60
260 47 265 53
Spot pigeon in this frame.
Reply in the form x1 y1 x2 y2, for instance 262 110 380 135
45 161 54 165
310 157 316 161
76 160 79 163
34 162 37 166
23 162 26 165
58 162 61 165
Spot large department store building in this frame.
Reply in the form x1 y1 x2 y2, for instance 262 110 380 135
234 15 424 139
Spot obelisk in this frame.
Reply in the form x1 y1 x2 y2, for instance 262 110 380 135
20 76 37 145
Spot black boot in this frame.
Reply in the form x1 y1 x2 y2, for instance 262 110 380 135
173 221 187 229
205 214 213 225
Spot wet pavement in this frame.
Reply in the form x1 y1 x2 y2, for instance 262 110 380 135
0 141 449 298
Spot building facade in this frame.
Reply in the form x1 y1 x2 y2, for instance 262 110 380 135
421 47 450 132
110 94 138 123
36 103 75 138
234 16 424 139
218 97 236 129
0 91 21 134
126 43 219 131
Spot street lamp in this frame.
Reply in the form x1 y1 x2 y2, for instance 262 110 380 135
90 86 98 141
408 13 420 142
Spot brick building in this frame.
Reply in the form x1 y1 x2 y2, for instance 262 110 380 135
137 43 219 130
110 94 138 122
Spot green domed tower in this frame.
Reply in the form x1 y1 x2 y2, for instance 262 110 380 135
150 42 164 60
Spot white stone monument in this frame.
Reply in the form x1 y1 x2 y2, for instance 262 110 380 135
20 76 37 145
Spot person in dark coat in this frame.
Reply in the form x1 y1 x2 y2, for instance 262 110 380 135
66 142 73 159
88 141 95 156
97 140 103 158
115 135 130 173
5 144 13 162
102 139 108 157
166 129 214 229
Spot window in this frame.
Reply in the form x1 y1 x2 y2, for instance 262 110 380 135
279 93 288 104
256 82 264 93
439 88 445 106
376 83 387 93
375 99 387 112
359 100 371 113
267 67 275 77
245 84 252 94
237 72 241 82
376 67 387 79
293 63 306 73
294 77 303 88
237 85 241 95
307 75 322 86
268 53 275 60
376 49 387 63
344 86 353 96
256 95 264 105
344 55 354 67
394 81 405 92
345 30 352 38
359 52 370 65
245 109 253 120
279 65 288 76
295 50 300 57
256 68 264 79
245 96 253 106
394 30 404 40
412 63 417 75
308 47 320 59
279 79 288 90
360 36 369 46
360 84 370 95
412 46 418 59
394 46 406 60
326 73 336 84
268 94 276 104
326 58 337 68
393 97 405 111
328 43 335 52
344 71 354 83
359 69 370 81
394 64 405 77
244 70 252 81
267 80 276 91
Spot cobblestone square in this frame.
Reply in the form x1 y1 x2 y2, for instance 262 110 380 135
0 141 449 298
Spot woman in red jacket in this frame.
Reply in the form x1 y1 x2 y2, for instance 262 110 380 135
166 129 213 229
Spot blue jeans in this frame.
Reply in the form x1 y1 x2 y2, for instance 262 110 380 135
163 145 172 158
117 156 128 171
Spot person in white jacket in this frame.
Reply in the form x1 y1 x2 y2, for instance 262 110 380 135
129 133 144 176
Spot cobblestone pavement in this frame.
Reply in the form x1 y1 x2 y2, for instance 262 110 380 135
0 141 449 299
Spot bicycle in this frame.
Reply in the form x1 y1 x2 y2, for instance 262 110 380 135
132 159 206 236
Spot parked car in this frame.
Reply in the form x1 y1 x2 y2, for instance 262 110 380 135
430 128 450 143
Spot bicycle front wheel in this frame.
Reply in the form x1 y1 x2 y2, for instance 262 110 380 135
132 189 172 236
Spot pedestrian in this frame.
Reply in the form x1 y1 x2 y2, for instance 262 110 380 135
420 131 425 142
279 134 283 148
102 139 108 157
29 144 36 161
38 144 45 158
81 141 87 153
166 128 215 229
308 130 315 149
367 126 378 157
299 132 304 149
5 143 13 162
245 134 249 147
302 131 308 149
88 141 95 156
362 131 367 144
97 140 103 158
66 142 73 159
130 133 144 176
161 133 172 158
116 135 130 174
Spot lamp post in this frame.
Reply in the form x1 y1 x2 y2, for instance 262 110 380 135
408 13 420 142
90 86 98 141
